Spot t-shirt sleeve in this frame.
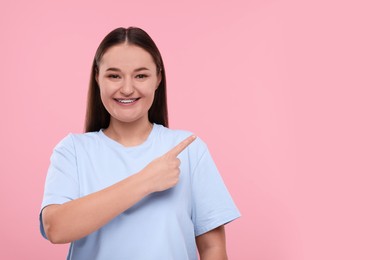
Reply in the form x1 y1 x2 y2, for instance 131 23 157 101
191 140 241 236
39 134 80 239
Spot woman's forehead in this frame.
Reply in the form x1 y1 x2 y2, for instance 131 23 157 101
100 44 155 69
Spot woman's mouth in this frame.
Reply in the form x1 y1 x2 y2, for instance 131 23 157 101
114 98 140 104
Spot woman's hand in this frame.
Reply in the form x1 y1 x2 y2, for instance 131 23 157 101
141 135 196 193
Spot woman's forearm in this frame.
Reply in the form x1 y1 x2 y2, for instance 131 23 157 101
42 172 150 244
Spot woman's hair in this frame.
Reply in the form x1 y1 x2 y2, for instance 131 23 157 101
84 27 168 132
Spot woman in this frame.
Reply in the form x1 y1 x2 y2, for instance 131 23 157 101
40 27 240 260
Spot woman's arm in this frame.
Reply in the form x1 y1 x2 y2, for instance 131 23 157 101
42 135 196 244
42 171 149 244
196 226 228 260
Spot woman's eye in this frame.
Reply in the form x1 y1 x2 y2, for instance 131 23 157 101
135 74 148 79
108 74 120 79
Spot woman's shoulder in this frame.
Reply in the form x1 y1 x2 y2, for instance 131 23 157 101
156 124 193 139
53 131 101 150
155 124 208 153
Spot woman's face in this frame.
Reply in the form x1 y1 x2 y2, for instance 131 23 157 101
96 44 161 126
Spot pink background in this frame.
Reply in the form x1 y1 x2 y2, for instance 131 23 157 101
1 0 389 259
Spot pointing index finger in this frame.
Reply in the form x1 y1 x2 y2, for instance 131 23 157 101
168 135 197 157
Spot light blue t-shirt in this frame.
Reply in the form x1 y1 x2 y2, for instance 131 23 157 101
40 124 240 260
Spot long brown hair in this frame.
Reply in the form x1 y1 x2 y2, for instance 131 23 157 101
84 27 168 132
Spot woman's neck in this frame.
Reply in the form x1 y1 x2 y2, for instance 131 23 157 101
103 117 153 147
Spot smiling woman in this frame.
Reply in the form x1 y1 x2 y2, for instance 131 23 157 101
85 27 168 135
39 27 240 260
96 44 161 143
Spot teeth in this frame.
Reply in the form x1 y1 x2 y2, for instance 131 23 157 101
117 99 137 103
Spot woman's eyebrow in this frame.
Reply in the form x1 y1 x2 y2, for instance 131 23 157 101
105 67 150 72
133 67 150 72
105 67 121 72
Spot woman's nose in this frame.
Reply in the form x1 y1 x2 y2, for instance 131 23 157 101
120 78 135 95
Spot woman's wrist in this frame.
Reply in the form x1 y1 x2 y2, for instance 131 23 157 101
132 170 154 196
